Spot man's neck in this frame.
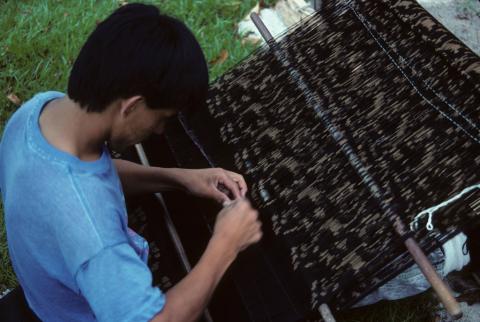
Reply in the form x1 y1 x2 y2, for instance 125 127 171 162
39 97 111 161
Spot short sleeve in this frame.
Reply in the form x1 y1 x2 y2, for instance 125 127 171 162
75 243 166 322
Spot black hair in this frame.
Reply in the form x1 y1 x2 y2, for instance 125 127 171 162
68 3 208 113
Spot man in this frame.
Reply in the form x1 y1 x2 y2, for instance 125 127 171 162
0 3 262 322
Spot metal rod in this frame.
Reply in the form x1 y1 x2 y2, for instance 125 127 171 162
250 12 462 320
134 143 214 322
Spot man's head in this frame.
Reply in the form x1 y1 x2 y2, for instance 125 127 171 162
67 3 208 150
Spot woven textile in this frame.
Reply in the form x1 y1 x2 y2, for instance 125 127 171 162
168 0 480 312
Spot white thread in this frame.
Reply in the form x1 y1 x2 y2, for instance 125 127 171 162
347 4 480 231
177 113 272 202
357 8 480 137
400 59 480 135
177 112 217 168
349 5 480 145
410 183 480 231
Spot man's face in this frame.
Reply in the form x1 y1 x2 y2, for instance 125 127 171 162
109 99 177 152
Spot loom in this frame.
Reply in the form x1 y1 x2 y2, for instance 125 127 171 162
120 0 480 321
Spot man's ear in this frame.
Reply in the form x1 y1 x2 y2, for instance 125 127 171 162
119 96 143 118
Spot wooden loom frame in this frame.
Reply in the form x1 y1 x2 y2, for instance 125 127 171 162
249 9 462 322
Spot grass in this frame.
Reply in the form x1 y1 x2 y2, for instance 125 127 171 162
0 0 441 321
338 291 437 322
0 0 262 133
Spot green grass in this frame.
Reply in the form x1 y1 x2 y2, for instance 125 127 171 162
0 0 261 133
0 0 439 321
338 291 437 322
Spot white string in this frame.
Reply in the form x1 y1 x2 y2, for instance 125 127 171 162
177 112 272 202
348 4 480 145
343 4 480 231
361 8 480 137
410 183 480 231
177 112 217 168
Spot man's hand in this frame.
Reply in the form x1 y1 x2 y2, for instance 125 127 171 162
151 199 261 322
212 199 262 253
177 168 248 205
113 160 248 201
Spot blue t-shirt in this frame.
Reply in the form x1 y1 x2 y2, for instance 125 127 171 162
0 92 165 321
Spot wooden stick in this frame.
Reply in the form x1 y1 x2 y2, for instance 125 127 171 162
250 12 462 320
319 303 336 322
405 239 461 317
250 12 337 322
394 219 462 319
313 0 322 11
134 144 215 322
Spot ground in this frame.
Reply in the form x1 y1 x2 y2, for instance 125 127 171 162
417 0 480 56
0 1 479 321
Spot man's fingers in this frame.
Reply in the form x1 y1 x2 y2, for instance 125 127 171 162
210 186 230 205
237 180 248 197
218 174 241 199
226 171 248 197
222 196 248 208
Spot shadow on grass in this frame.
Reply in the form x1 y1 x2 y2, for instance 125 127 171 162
337 291 437 322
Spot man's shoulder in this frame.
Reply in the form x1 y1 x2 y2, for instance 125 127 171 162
3 91 64 129
1 91 65 151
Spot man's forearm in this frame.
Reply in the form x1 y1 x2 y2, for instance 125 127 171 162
113 159 185 195
151 236 237 322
